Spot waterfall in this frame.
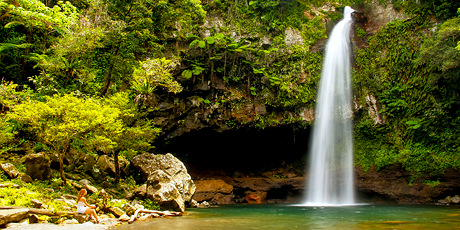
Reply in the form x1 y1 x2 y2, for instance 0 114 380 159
303 6 355 206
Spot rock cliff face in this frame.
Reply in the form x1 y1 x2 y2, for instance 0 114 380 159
356 165 460 204
191 165 460 205
193 177 305 205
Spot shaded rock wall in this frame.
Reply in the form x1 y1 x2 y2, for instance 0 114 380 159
356 165 460 204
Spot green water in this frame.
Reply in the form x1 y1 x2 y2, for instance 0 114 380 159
115 204 460 230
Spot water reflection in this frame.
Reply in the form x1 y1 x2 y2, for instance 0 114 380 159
114 204 460 230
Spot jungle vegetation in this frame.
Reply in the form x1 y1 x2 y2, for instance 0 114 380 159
0 0 460 186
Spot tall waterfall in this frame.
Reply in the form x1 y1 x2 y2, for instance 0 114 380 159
304 6 355 206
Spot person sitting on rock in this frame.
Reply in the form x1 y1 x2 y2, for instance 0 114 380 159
76 189 99 223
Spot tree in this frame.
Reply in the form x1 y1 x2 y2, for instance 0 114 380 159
0 0 78 83
8 93 123 183
100 92 160 184
132 57 183 108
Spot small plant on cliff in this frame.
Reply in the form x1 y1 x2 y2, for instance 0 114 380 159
423 180 441 188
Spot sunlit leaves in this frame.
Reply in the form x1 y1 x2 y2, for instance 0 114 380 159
2 0 78 30
132 58 183 97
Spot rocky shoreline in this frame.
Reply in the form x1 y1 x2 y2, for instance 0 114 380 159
2 151 460 228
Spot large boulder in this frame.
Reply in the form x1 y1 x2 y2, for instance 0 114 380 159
131 153 196 212
0 163 19 179
0 209 29 226
22 153 50 180
193 179 234 204
146 170 185 212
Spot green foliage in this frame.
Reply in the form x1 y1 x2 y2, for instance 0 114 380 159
7 93 123 181
142 199 160 210
0 178 77 211
1 0 78 30
418 17 460 72
353 12 460 176
132 58 183 95
423 179 441 187
356 26 366 38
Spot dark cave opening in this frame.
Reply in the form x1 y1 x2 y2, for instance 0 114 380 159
156 126 311 178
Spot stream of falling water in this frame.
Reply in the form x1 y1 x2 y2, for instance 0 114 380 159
303 6 356 206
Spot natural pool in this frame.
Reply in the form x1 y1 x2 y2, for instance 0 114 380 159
115 204 460 230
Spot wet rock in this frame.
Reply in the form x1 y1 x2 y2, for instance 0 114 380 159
194 179 234 204
228 177 305 204
23 153 50 180
245 191 267 204
197 201 210 208
438 195 460 205
131 153 196 212
0 208 29 226
451 195 460 204
0 163 19 179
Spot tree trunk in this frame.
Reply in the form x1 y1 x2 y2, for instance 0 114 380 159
59 152 66 184
114 150 120 184
100 67 112 96
59 144 70 184
100 45 121 96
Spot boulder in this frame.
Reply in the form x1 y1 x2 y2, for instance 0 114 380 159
0 163 19 179
0 208 29 226
109 207 126 218
23 153 51 180
118 214 130 222
21 174 33 183
193 179 234 204
31 199 43 208
85 184 98 194
28 214 39 224
245 191 267 204
131 153 196 212
145 170 186 212
197 201 210 208
80 154 97 174
97 155 130 177
451 195 460 204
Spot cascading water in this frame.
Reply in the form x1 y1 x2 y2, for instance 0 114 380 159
303 6 355 206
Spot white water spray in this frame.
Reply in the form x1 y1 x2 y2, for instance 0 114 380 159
303 6 355 206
